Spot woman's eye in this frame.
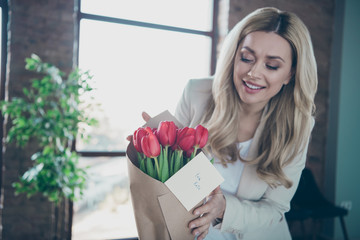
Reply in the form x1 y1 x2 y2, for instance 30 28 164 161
241 57 252 63
266 65 279 70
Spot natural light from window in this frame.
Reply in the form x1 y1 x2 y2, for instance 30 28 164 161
76 18 212 152
81 0 213 31
72 1 213 239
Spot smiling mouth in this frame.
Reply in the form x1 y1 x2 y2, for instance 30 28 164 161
243 81 265 90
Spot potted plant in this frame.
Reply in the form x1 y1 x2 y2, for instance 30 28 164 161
1 54 97 239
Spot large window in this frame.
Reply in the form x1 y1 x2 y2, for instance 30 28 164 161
72 1 218 239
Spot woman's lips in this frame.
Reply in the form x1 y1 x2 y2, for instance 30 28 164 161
242 80 265 93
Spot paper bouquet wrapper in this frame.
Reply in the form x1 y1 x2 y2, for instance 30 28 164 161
127 142 199 240
126 111 196 240
126 111 199 240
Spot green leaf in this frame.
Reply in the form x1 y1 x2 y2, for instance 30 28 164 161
169 151 175 177
137 152 146 173
22 163 44 181
43 146 52 155
4 54 97 203
158 145 163 180
160 146 169 182
31 152 41 161
146 158 155 179
173 150 182 175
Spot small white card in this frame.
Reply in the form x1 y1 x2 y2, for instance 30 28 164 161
165 152 224 211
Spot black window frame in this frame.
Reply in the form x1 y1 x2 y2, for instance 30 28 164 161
0 0 9 203
74 0 219 157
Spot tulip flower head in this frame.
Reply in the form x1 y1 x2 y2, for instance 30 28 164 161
141 127 161 158
194 124 208 148
185 147 195 158
175 127 195 152
152 128 158 135
133 127 147 153
157 121 177 147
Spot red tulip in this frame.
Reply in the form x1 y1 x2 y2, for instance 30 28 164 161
175 127 195 152
141 127 161 158
185 147 195 158
157 121 177 147
152 128 158 134
194 124 208 148
133 127 147 153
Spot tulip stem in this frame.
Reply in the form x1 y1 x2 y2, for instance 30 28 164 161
190 146 199 161
160 146 170 182
153 157 160 180
173 150 183 174
137 152 146 173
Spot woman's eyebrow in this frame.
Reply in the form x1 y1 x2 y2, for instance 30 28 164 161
241 46 285 63
241 46 255 54
268 56 285 63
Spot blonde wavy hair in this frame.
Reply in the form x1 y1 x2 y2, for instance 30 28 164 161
202 7 318 188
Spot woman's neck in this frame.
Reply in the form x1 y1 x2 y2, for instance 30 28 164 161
239 101 265 119
237 102 266 142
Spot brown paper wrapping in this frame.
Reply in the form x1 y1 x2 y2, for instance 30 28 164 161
126 111 200 240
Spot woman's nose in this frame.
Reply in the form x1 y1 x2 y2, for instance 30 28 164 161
248 62 262 79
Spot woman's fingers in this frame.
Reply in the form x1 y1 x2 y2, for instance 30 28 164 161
189 213 211 230
196 229 209 240
126 135 132 141
212 185 222 194
193 201 211 216
188 185 226 239
192 222 210 239
142 111 151 122
188 211 214 240
193 187 223 217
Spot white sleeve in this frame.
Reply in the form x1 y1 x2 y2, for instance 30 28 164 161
174 78 213 127
174 80 192 127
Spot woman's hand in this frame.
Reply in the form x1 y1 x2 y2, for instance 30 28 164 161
188 186 226 240
141 111 151 122
126 112 151 141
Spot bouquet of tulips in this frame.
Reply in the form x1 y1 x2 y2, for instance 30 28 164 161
126 111 219 240
132 121 209 183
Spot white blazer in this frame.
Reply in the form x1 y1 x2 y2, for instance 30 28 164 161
175 78 314 240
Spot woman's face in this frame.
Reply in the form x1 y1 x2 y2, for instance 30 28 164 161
233 31 293 111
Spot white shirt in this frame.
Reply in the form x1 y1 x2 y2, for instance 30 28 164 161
204 139 252 240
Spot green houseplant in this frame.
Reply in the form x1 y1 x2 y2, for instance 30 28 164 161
1 54 97 204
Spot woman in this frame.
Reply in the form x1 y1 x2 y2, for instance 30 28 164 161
174 7 318 240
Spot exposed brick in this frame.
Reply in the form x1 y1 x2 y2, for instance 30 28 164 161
1 0 76 239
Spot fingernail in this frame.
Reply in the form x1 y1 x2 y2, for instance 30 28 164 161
194 211 200 215
190 224 195 229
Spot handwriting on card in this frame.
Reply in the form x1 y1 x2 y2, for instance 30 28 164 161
165 152 224 211
193 173 201 190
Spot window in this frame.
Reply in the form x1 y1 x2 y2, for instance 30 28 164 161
72 1 218 239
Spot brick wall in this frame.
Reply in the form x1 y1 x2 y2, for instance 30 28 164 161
1 0 76 239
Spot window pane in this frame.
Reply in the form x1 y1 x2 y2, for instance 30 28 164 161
72 157 138 239
81 0 214 31
76 19 211 151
